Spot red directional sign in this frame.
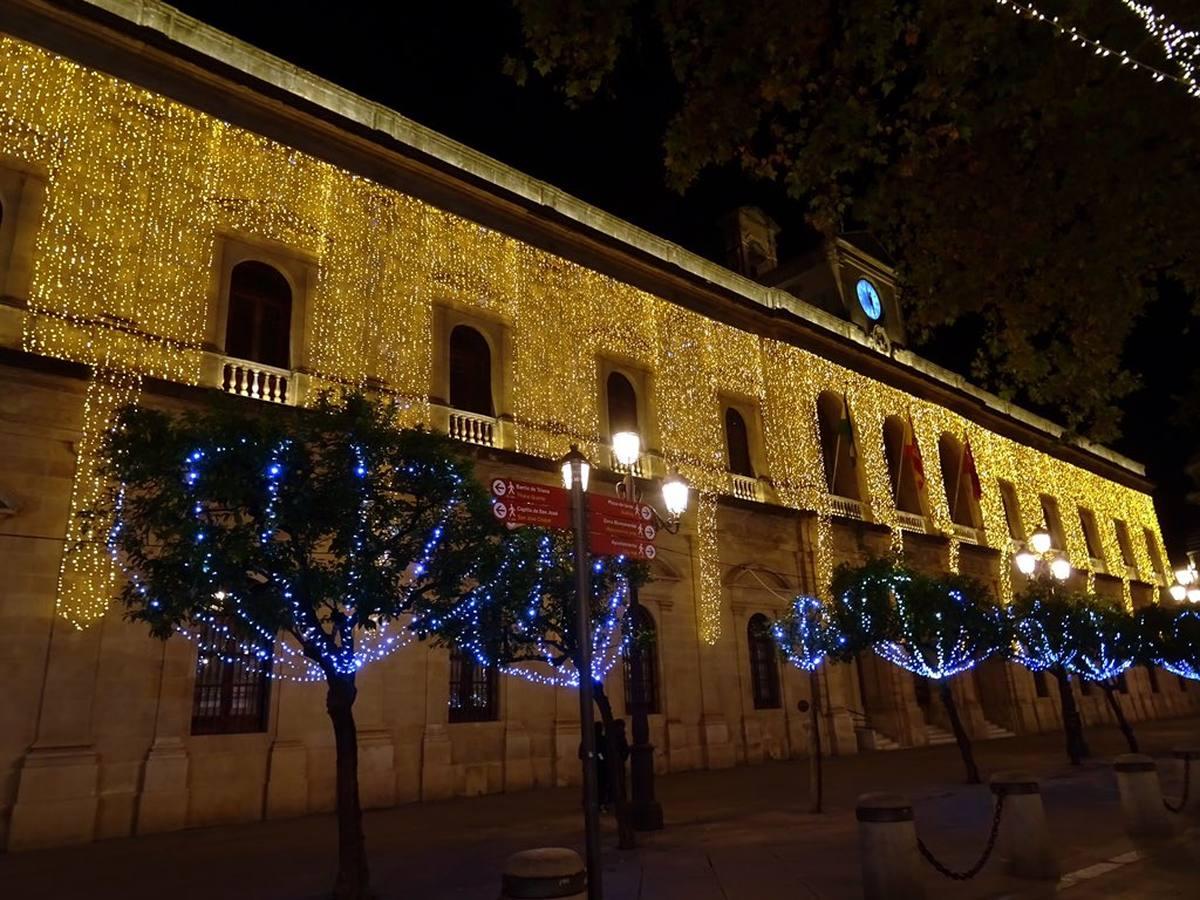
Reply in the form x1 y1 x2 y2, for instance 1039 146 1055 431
490 477 570 530
588 510 657 543
587 496 657 558
589 496 654 524
588 532 657 560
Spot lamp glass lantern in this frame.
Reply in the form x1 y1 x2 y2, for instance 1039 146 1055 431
1030 530 1053 555
560 446 590 492
1050 556 1072 581
1170 583 1188 602
1015 550 1037 575
661 472 689 520
611 431 642 468
1189 587 1200 605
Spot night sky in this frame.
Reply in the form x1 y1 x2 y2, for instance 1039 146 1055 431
170 1 1199 558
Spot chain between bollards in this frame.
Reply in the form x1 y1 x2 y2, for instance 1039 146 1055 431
916 791 1007 881
1164 755 1191 814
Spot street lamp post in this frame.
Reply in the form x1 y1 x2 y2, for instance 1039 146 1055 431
559 445 603 900
610 430 688 832
1013 529 1089 763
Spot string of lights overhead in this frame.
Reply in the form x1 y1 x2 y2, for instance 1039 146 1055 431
992 0 1200 98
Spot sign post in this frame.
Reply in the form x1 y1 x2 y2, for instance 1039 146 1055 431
495 468 603 899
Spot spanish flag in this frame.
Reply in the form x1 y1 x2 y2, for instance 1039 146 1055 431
903 415 925 491
963 439 982 500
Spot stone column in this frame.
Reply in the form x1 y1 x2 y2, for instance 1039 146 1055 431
136 637 195 834
8 614 105 849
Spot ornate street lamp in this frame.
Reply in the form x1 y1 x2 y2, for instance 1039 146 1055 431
556 444 602 900
1014 528 1072 581
1169 562 1200 604
608 429 688 831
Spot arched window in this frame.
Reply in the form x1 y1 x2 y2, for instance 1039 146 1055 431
938 434 981 528
816 391 860 499
748 613 781 709
882 415 925 514
448 324 494 416
622 606 660 714
724 408 754 477
606 371 639 436
225 260 292 369
448 646 498 723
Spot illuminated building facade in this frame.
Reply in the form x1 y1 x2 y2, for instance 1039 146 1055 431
0 0 1193 851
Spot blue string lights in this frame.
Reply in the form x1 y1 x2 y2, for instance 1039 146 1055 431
111 437 631 687
1157 609 1200 681
773 595 834 672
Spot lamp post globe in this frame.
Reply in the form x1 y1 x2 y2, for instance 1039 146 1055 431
1030 529 1052 555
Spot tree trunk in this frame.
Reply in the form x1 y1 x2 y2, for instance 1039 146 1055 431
592 683 636 849
326 675 369 900
937 678 981 784
1102 681 1139 753
808 669 824 813
1053 666 1089 765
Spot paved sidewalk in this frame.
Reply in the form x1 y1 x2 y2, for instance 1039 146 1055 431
2 717 1198 898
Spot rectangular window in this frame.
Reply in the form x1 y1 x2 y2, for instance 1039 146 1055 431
191 622 271 735
1039 495 1066 549
1079 508 1105 565
998 480 1023 540
1143 529 1166 581
1114 520 1137 568
449 648 499 723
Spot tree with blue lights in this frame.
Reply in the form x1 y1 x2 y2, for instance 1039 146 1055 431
830 559 1002 784
1072 599 1140 753
1006 581 1092 766
409 529 646 848
102 393 507 900
773 594 839 811
1147 605 1200 684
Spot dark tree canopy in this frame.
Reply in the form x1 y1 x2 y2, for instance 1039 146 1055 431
509 0 1200 440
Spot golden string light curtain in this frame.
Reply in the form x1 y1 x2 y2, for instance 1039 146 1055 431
0 35 1165 634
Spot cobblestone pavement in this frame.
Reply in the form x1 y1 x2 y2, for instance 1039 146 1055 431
2 717 1198 899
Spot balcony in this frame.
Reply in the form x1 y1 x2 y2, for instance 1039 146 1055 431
952 523 981 545
447 409 497 448
220 357 292 405
827 494 864 520
729 473 761 502
1089 557 1108 575
895 510 928 534
609 449 647 479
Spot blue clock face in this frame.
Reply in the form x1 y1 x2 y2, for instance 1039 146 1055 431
856 278 883 321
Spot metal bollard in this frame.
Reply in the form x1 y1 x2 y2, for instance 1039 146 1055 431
1114 754 1172 840
856 793 926 900
499 848 587 900
989 771 1057 880
1170 747 1200 816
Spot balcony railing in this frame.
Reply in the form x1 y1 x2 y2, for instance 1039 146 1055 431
221 358 292 405
609 449 646 478
827 494 864 520
448 409 497 448
895 510 928 533
952 523 981 544
729 473 760 502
